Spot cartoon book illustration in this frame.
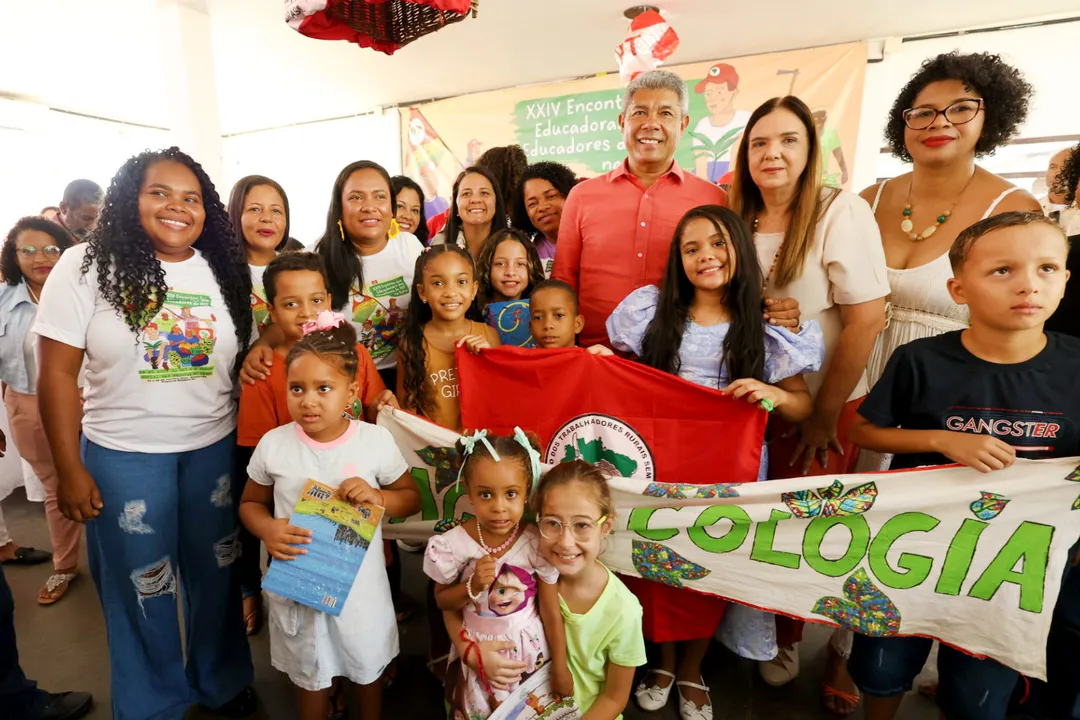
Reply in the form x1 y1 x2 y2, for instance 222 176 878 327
488 664 581 720
262 479 384 617
484 299 535 348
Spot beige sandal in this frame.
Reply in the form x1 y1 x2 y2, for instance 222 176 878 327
38 573 77 605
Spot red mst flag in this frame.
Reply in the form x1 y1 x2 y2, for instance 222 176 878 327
458 346 769 641
458 346 767 492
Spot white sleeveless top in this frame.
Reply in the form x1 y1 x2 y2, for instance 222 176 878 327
864 180 1018 388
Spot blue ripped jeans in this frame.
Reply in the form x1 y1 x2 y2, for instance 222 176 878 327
82 433 253 720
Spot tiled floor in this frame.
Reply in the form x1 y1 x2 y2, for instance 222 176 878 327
4 489 939 719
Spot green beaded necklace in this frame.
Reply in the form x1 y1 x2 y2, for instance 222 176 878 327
900 173 975 242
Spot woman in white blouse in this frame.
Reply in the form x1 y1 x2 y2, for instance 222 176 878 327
728 96 890 714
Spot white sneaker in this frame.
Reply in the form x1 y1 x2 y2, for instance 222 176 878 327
634 668 675 711
759 643 800 686
676 677 713 720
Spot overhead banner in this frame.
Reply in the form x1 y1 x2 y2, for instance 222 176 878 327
400 42 866 206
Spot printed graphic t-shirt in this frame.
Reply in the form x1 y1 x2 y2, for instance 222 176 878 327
341 232 424 372
397 321 499 432
34 244 239 453
249 262 272 340
859 330 1080 470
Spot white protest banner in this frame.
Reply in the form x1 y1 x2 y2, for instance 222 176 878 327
378 408 1080 678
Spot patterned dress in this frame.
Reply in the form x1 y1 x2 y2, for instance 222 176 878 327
424 524 557 719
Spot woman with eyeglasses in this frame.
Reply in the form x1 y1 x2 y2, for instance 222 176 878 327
0 217 78 604
861 52 1040 397
846 53 1041 720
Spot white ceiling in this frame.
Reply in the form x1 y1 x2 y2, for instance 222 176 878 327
2 0 1079 135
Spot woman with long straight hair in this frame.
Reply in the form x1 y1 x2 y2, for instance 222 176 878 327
728 96 890 712
432 166 508 260
243 160 424 392
606 205 822 720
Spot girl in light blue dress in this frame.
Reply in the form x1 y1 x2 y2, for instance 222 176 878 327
603 205 824 720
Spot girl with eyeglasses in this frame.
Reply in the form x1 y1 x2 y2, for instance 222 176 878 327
534 459 647 720
0 217 77 604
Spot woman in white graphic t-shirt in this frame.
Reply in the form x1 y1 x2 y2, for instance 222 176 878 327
243 161 423 393
35 147 257 719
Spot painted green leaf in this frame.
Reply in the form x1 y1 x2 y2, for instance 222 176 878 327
812 567 902 637
1065 465 1080 482
781 489 822 519
416 446 462 493
1072 493 1080 511
643 483 740 500
822 482 878 517
970 491 1010 520
631 540 710 588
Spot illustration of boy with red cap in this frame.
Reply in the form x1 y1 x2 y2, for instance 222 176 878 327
691 63 752 183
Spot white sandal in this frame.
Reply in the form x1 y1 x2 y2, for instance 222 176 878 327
38 573 77 606
634 668 675 711
675 677 713 720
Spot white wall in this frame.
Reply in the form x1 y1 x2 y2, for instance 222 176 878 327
220 110 402 247
852 20 1080 193
0 105 171 236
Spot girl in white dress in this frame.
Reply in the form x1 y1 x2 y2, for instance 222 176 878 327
240 312 420 720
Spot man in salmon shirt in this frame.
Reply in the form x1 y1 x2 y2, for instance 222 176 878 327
552 69 799 347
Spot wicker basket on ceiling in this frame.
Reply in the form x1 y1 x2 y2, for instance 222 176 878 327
325 0 478 54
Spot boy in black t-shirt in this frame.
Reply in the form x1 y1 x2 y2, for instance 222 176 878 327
848 212 1080 720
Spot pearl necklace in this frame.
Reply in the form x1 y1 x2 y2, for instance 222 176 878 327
901 174 975 242
477 521 519 556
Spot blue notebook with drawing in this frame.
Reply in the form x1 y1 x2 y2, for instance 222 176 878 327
261 479 383 617
484 299 535 348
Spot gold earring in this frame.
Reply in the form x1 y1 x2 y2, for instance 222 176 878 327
389 218 401 239
337 219 345 240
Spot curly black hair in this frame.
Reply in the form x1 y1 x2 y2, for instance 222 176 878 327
885 51 1032 163
2 216 75 286
81 147 252 375
399 244 483 417
512 162 577 235
1054 142 1080 207
475 145 529 219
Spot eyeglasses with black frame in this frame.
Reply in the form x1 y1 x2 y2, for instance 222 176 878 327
902 98 984 131
537 514 608 541
16 245 62 259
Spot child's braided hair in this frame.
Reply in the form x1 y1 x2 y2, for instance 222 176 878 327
285 319 358 379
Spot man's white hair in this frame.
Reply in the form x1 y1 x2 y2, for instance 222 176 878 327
623 70 689 116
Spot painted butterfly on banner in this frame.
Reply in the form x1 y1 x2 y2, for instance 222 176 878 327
782 480 878 519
